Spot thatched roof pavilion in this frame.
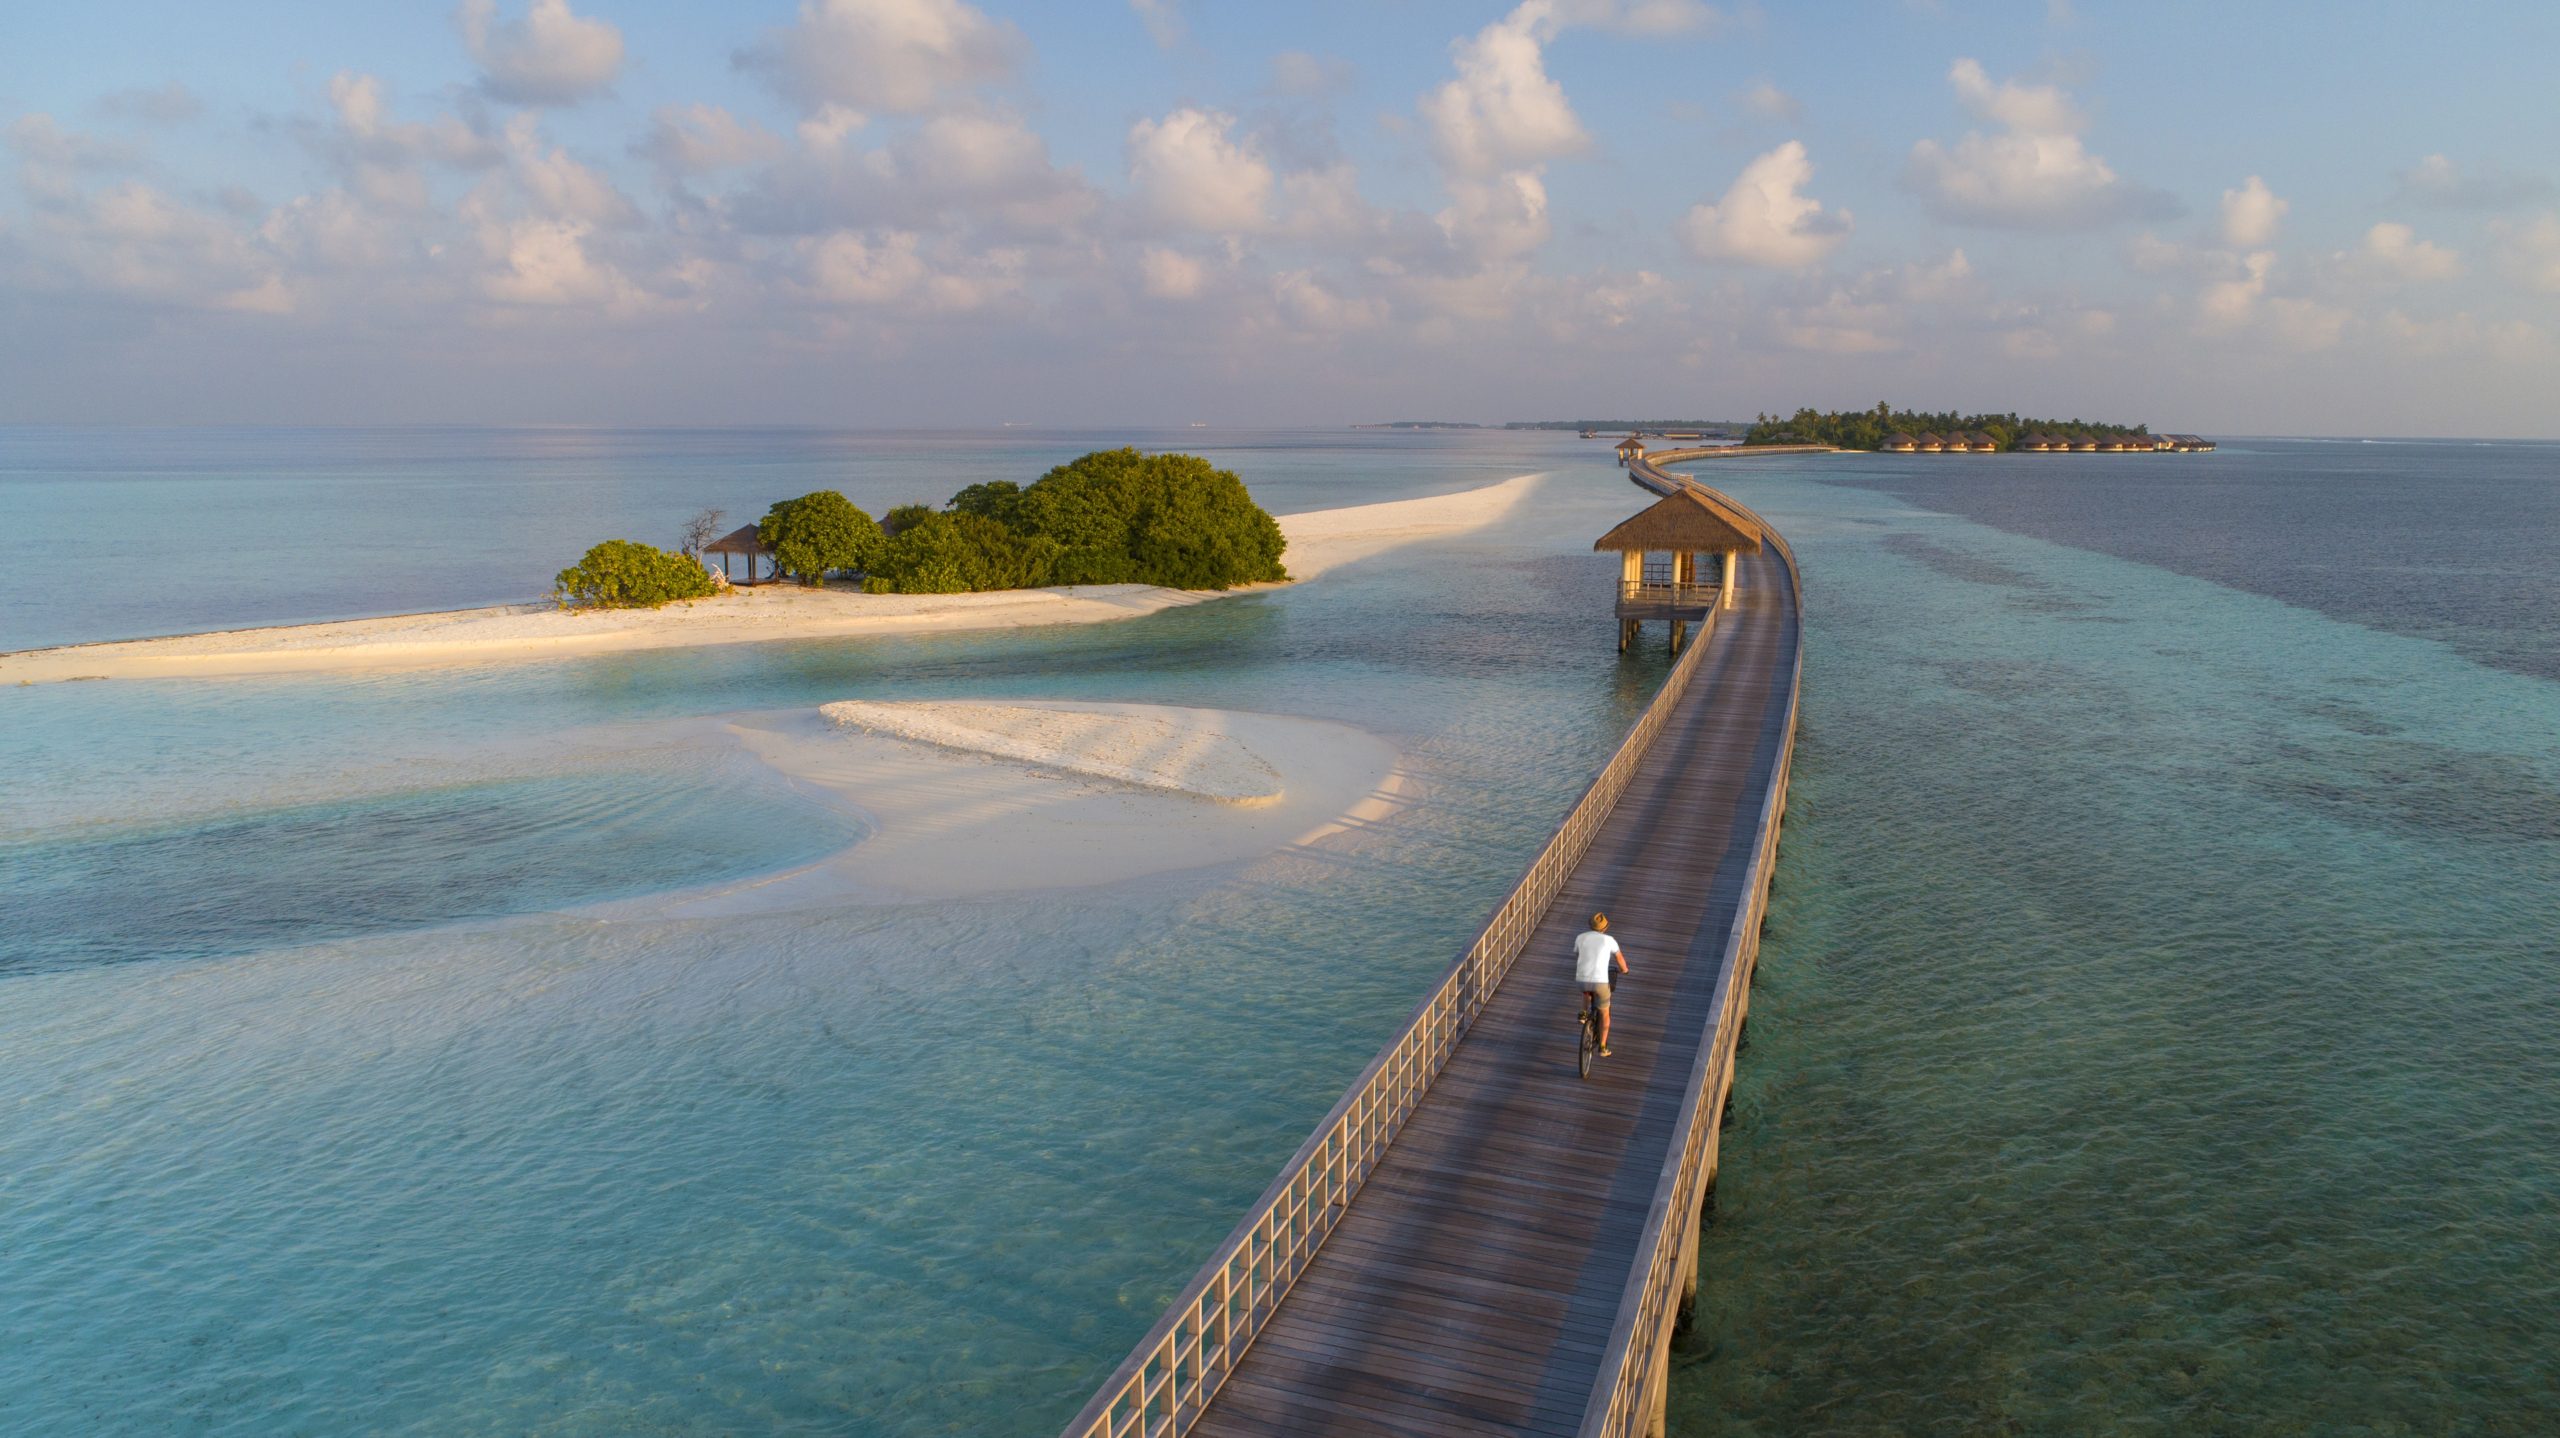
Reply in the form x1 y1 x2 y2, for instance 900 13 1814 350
1615 435 1647 465
1594 484 1766 653
703 524 775 585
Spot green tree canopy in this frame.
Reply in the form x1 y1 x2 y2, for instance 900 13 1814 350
758 491 883 586
554 539 718 609
948 480 1029 530
1742 405 2152 451
879 503 936 536
1007 449 1286 589
864 512 1057 594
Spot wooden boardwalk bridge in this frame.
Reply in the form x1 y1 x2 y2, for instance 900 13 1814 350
1066 456 1804 1438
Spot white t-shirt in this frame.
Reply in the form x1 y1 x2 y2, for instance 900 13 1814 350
1573 930 1621 986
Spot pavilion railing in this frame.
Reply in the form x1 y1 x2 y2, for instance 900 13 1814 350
1060 548 1725 1438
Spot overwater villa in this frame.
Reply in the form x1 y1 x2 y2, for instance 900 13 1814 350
1595 483 1767 654
1884 432 1917 452
1916 432 1945 452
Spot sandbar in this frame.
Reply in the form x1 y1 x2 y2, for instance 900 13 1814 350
1 473 1543 684
601 700 1407 912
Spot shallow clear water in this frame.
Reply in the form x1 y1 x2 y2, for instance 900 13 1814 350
0 428 1678 1435
1668 446 2560 1433
6 433 2557 1435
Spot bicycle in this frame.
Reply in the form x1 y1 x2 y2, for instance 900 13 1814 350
1577 990 1602 1079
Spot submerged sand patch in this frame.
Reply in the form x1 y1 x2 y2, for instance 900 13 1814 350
818 700 1284 805
598 702 1407 912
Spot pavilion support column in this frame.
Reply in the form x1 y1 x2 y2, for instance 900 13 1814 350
1721 550 1737 610
1669 620 1685 656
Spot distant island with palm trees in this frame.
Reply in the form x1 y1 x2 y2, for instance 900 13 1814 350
1743 404 2213 452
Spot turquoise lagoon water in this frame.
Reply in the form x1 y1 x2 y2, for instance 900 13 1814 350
1 429 1678 1435
1671 445 2560 1433
5 431 2557 1434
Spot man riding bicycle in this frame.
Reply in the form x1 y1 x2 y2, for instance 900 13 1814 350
1574 913 1631 1057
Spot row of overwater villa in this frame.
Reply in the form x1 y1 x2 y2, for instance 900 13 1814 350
1884 430 2216 453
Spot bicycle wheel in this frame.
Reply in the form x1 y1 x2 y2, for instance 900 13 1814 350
1577 1008 1595 1080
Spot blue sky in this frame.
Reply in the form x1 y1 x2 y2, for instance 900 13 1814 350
4 0 2556 433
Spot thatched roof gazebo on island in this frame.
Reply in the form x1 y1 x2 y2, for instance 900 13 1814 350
1593 484 1768 654
703 524 775 585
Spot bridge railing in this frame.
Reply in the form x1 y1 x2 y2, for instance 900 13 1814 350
1061 533 1726 1438
1577 493 1805 1438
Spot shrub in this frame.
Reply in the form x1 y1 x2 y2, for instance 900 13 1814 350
554 540 719 609
880 503 936 536
864 512 1057 594
758 491 883 586
1004 449 1286 589
948 480 1029 530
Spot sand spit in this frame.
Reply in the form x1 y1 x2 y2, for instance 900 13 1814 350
1 472 1543 684
820 700 1283 804
598 702 1407 912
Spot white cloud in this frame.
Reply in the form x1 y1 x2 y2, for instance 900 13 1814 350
458 0 625 106
1138 246 1206 300
1129 0 1184 49
1896 248 1975 302
741 0 1023 116
2358 222 2459 281
803 228 1023 311
1907 58 2175 229
2493 212 2560 293
475 217 622 305
2198 249 2273 330
1735 82 1801 123
644 104 785 176
2392 153 2555 211
2194 248 2349 350
2219 175 2286 248
1127 108 1273 234
1678 141 1849 269
1947 57 2080 134
498 115 638 227
1419 3 1588 178
1437 172 1551 264
1273 269 1386 332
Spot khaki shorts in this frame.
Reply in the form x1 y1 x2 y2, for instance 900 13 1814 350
1582 982 1610 1012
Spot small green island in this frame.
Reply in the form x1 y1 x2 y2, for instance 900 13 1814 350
555 448 1288 611
1740 404 2214 453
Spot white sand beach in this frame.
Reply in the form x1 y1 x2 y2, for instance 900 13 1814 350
602 700 1407 912
0 473 1542 684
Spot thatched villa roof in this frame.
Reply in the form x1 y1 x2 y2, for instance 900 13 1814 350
703 524 771 556
1592 485 1767 555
